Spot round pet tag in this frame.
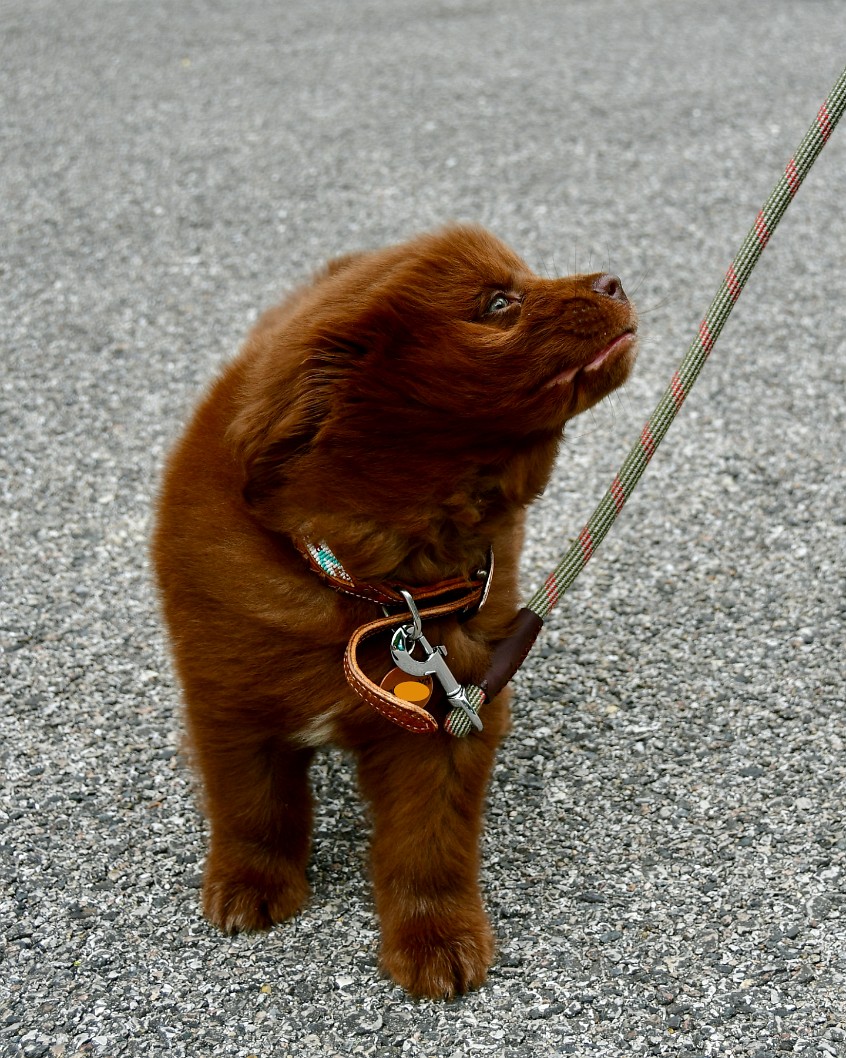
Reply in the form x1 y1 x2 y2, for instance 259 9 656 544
380 667 434 706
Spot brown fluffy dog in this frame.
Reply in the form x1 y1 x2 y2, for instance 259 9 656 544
152 225 637 998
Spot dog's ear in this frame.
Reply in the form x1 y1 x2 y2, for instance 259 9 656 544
226 305 392 528
224 354 314 520
226 241 410 530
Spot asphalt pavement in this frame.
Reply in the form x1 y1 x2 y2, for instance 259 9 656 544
2 1 845 1055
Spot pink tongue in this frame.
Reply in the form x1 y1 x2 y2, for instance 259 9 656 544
583 334 624 374
549 366 580 387
546 334 626 389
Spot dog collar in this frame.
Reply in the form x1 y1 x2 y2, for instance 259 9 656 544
296 537 493 613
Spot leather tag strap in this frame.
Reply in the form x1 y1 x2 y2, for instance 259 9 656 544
343 586 484 733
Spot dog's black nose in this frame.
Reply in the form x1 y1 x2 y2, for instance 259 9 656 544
592 274 627 303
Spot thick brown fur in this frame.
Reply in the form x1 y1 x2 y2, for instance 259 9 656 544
152 225 637 998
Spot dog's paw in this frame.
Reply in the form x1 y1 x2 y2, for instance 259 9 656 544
380 911 495 999
202 862 309 934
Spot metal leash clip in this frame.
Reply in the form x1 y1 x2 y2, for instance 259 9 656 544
389 590 483 732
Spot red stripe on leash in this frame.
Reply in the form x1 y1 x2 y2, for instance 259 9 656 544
578 527 594 562
785 158 801 197
726 263 742 302
544 573 560 611
640 423 656 462
698 319 715 354
610 475 626 513
817 102 833 142
670 371 686 410
754 210 771 248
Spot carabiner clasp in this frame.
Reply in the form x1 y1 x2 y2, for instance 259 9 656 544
389 591 483 732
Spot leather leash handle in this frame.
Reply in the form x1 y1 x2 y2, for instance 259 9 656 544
479 607 544 702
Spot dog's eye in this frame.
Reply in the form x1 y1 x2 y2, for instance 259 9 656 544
487 292 514 314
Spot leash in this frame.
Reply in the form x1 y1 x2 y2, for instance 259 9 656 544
442 62 846 737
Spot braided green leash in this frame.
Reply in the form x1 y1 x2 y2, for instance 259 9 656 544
445 63 846 737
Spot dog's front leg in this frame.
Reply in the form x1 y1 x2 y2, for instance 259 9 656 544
187 714 315 934
355 694 508 999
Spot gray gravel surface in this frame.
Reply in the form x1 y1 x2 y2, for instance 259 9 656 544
2 1 845 1055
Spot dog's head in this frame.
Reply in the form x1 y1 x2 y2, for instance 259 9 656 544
336 225 638 432
229 226 637 544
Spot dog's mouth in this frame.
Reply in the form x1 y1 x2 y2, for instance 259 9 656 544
543 329 638 390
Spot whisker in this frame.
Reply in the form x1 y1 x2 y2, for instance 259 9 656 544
634 297 675 316
626 271 650 298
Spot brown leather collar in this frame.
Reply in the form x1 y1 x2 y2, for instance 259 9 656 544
295 536 491 614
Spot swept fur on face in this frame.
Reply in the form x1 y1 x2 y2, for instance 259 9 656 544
153 225 637 998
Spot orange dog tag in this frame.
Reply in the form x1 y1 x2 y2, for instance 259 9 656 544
380 667 433 706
